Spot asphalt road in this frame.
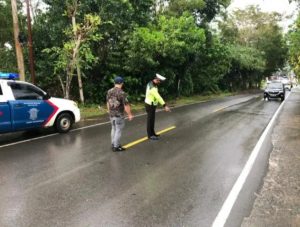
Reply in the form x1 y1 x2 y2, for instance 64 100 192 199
0 93 283 227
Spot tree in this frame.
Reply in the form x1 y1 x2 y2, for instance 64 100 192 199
125 13 206 97
289 0 300 5
68 0 89 104
198 0 231 24
219 6 287 76
288 14 300 78
28 0 285 103
44 1 101 99
221 45 265 91
191 37 232 93
166 0 230 25
0 0 13 47
0 0 21 72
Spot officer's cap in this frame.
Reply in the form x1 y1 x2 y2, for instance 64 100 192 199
155 73 166 81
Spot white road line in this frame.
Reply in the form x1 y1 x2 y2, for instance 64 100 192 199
0 113 148 149
0 133 60 148
212 92 290 227
0 95 258 149
0 101 208 149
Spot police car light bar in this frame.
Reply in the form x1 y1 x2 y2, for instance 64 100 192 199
0 72 19 80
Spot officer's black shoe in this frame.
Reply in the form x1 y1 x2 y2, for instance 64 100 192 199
154 134 160 137
149 136 159 140
113 146 126 152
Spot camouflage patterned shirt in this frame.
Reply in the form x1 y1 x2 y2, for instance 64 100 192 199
106 87 129 117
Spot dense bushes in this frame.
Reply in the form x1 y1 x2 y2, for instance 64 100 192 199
0 1 289 103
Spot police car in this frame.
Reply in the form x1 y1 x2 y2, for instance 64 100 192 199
0 73 80 134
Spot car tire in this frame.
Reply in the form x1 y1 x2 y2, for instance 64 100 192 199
55 113 73 133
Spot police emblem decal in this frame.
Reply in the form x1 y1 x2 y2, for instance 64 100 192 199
29 108 39 121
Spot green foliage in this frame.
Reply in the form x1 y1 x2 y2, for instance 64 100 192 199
218 5 288 90
125 13 206 97
228 45 265 72
220 44 266 91
43 12 101 98
168 0 205 16
187 37 231 93
198 0 231 23
0 0 16 72
0 48 17 72
5 0 288 103
0 0 13 47
288 14 300 78
0 0 23 72
166 0 231 24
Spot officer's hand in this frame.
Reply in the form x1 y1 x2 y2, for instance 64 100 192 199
128 114 134 121
164 106 171 112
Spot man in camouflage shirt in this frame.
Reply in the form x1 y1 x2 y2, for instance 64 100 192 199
107 76 133 152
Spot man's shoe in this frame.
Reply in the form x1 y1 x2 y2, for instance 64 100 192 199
149 136 159 140
154 134 160 137
113 146 126 152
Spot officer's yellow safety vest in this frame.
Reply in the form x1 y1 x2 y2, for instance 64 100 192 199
145 81 165 106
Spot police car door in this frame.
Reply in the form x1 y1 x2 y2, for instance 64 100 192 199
8 82 53 131
0 82 12 133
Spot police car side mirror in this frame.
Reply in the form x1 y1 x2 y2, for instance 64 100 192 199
43 93 51 100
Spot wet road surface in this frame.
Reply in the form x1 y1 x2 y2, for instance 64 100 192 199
0 94 283 226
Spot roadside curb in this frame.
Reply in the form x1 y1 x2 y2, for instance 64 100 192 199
212 92 290 227
241 90 300 226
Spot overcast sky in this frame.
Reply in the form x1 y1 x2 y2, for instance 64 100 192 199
228 0 298 31
228 0 297 13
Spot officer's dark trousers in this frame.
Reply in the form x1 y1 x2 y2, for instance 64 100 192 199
145 104 157 137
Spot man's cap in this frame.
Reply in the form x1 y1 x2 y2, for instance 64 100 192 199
114 76 124 84
155 73 166 81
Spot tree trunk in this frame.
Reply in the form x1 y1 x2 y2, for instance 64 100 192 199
64 34 81 99
71 9 85 104
177 78 181 97
65 71 71 99
58 75 65 97
11 0 25 81
77 63 85 104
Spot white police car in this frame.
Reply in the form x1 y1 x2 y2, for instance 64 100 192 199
0 73 80 133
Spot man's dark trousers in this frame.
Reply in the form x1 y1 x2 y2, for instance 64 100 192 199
145 104 157 137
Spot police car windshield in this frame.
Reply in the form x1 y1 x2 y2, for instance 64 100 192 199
267 83 283 89
8 82 46 100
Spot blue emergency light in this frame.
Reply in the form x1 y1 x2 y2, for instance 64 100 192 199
0 72 19 80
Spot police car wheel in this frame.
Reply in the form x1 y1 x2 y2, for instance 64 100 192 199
55 113 73 133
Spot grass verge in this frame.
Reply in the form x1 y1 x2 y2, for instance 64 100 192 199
79 92 234 120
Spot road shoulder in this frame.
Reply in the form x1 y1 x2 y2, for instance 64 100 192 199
242 90 300 226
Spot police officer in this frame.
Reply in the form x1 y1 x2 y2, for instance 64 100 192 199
107 76 133 152
145 73 170 140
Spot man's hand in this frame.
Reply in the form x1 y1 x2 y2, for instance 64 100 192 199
128 114 134 121
164 106 171 112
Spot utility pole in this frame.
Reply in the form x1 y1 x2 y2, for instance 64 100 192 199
25 0 36 84
11 0 25 81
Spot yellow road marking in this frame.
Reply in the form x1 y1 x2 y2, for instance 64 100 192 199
156 126 176 135
123 126 176 149
123 137 148 149
213 106 228 113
